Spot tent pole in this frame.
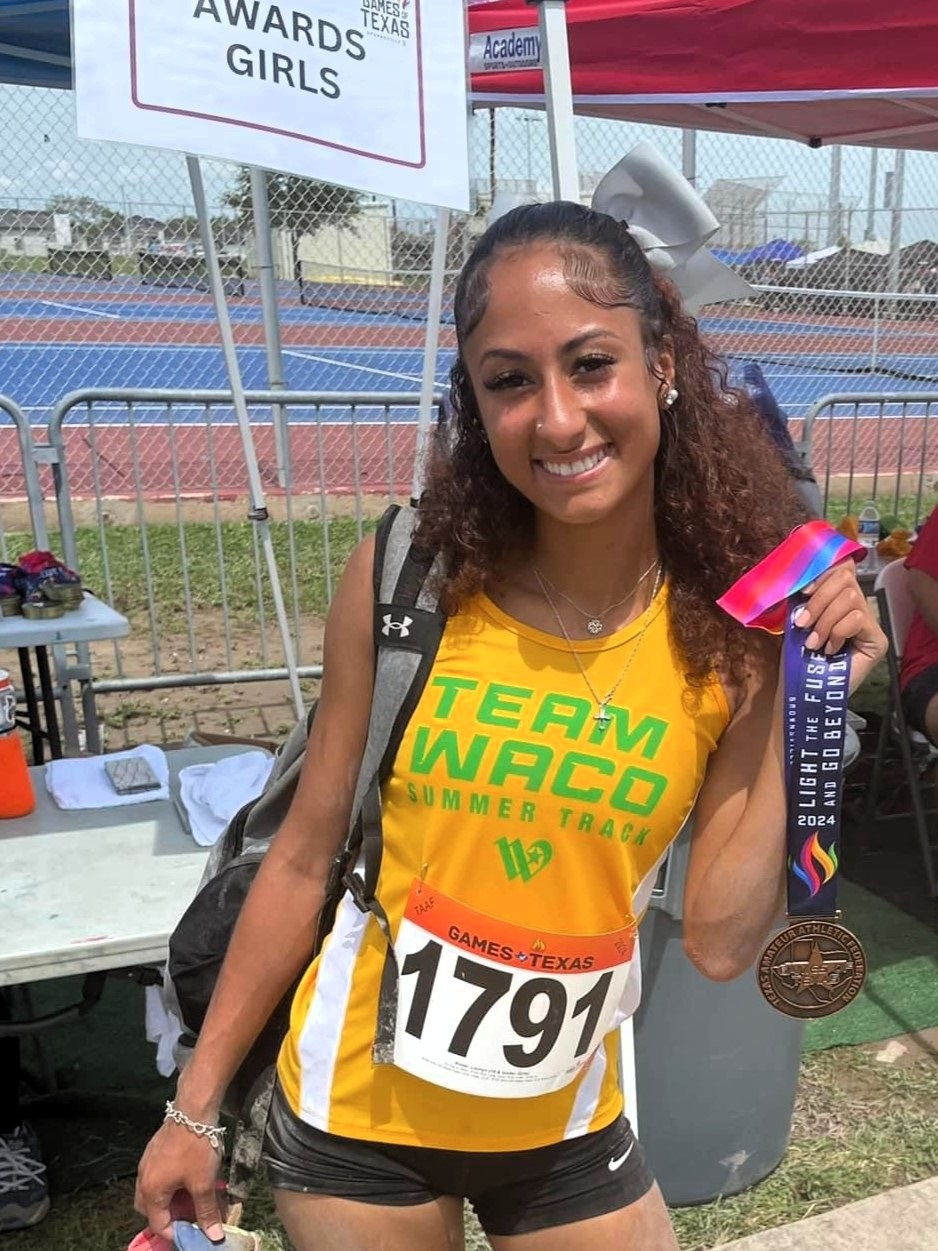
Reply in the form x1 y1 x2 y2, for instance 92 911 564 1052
186 154 305 720
410 206 450 504
530 0 579 201
250 167 289 490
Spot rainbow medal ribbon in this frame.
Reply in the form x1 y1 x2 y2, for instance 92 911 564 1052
718 520 868 1019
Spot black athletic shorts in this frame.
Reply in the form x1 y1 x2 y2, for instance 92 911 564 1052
263 1082 655 1237
902 663 938 738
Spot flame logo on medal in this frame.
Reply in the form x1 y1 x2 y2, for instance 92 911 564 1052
791 832 838 897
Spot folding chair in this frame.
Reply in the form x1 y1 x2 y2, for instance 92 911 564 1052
866 558 938 897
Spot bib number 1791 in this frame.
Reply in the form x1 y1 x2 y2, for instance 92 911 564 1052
402 937 614 1067
390 889 636 1099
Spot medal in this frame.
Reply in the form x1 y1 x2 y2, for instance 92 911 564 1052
719 522 868 1020
756 607 867 1017
758 918 866 1019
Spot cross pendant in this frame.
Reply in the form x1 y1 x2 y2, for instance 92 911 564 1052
594 704 611 730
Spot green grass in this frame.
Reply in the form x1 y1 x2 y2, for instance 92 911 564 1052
0 254 172 279
825 493 931 529
4 518 371 623
669 1049 938 1250
109 255 142 277
3 501 909 630
0 255 49 275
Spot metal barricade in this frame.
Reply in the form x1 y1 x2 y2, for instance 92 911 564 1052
0 393 87 752
0 393 47 554
26 389 440 738
796 391 938 524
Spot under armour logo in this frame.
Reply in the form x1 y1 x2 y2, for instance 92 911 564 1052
381 614 413 638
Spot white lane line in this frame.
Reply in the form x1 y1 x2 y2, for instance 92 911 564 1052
38 300 122 320
284 347 422 385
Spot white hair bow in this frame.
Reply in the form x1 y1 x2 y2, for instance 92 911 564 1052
591 143 753 314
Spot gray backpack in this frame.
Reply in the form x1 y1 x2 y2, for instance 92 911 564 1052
163 505 446 1193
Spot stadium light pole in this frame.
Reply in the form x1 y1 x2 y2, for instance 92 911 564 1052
489 107 497 202
410 205 449 504
120 183 132 256
865 148 879 241
522 113 543 192
826 145 843 247
681 130 697 187
887 148 906 303
249 167 289 489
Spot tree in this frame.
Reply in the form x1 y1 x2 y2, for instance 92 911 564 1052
46 195 124 248
162 213 200 241
226 168 361 276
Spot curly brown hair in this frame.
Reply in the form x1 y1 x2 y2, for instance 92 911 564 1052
416 201 806 687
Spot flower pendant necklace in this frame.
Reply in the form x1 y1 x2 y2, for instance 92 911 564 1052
534 564 664 730
531 555 659 636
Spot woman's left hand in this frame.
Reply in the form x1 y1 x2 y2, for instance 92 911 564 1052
793 560 888 691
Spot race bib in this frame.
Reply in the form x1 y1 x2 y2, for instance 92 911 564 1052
392 880 637 1098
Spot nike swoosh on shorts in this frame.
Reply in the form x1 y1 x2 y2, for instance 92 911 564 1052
607 1141 635 1172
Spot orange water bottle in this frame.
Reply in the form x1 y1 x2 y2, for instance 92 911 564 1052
0 669 35 818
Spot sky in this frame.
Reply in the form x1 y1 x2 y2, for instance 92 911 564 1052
3 84 938 247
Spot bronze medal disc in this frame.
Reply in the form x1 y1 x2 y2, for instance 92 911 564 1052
758 919 867 1019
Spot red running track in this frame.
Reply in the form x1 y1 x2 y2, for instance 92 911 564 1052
0 314 930 359
1 417 936 504
0 422 420 500
0 315 456 350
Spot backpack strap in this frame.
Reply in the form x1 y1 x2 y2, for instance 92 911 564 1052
339 504 446 1061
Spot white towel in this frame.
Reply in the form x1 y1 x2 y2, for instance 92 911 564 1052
178 750 275 846
44 745 169 809
144 983 183 1078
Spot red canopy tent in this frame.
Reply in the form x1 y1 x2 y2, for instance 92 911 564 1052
468 0 938 151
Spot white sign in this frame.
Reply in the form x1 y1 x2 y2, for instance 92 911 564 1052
469 26 542 73
73 0 470 211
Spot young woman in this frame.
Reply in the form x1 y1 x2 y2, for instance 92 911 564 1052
135 202 886 1251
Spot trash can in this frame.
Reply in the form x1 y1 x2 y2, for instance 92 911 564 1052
632 824 804 1206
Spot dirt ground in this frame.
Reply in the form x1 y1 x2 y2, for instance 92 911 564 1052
83 606 325 752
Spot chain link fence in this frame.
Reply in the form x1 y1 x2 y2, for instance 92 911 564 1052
3 91 938 493
4 84 938 736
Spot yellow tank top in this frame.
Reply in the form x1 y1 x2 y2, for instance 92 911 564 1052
277 584 730 1150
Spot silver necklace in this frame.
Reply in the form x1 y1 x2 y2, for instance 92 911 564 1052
531 555 659 636
534 564 663 731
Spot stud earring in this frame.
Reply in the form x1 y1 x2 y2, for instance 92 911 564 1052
662 387 679 410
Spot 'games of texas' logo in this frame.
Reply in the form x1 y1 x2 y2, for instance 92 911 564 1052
360 0 411 43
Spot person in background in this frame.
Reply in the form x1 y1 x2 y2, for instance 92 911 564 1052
900 506 938 744
0 1008 49 1233
741 362 823 518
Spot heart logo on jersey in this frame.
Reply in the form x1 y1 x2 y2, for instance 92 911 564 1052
496 836 553 883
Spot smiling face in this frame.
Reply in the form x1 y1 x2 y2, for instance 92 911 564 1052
461 242 673 534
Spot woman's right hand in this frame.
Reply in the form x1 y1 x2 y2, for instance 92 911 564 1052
134 1119 226 1244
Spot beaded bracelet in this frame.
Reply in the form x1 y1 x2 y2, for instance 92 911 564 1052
163 1100 227 1154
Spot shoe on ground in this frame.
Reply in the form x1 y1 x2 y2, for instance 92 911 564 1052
0 1122 50 1232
